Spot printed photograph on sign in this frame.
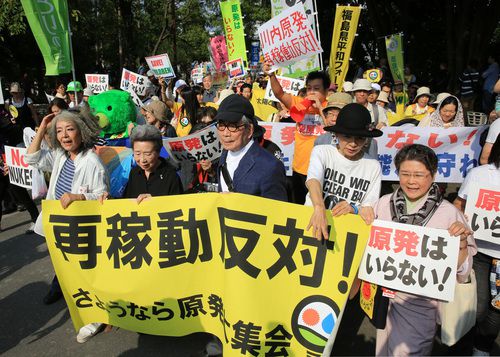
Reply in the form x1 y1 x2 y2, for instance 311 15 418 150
226 58 245 79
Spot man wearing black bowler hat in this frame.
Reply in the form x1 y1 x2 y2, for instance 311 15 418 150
215 94 287 201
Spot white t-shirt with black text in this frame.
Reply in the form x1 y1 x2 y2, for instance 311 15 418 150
486 118 500 144
305 145 382 209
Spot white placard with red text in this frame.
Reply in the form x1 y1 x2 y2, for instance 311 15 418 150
145 54 176 79
163 124 222 163
259 122 296 176
85 74 109 93
465 182 500 245
358 219 459 301
264 76 305 102
258 3 322 72
226 58 246 79
376 126 487 183
120 69 150 96
4 146 34 189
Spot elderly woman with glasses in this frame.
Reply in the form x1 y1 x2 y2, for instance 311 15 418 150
373 144 476 356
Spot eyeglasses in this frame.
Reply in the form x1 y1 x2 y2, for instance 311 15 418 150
398 171 430 180
216 122 246 132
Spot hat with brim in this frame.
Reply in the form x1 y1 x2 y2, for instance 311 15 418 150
376 91 389 104
215 94 255 123
9 82 23 93
174 79 187 92
432 92 451 105
324 103 383 138
413 86 431 103
342 81 353 92
352 79 372 92
323 92 353 112
145 100 168 122
215 89 234 105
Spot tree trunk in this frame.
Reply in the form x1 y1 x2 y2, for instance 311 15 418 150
152 0 169 54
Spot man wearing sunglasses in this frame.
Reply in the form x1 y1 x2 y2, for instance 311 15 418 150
215 94 287 201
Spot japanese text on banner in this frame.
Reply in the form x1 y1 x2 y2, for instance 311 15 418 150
85 74 109 94
265 76 305 102
120 68 150 96
163 124 222 163
220 0 247 62
258 3 322 72
259 122 296 176
465 183 500 245
210 36 229 72
145 54 176 79
42 193 370 356
358 219 459 301
375 126 486 183
328 6 361 87
4 145 33 189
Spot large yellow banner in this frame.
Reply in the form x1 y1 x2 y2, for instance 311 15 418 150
42 193 369 356
329 6 361 88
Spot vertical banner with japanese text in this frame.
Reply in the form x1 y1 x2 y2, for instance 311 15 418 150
258 3 322 72
376 126 486 183
220 0 247 63
20 0 72 75
210 36 229 72
42 194 370 356
270 0 321 78
358 220 459 301
385 33 405 85
328 6 361 87
465 183 500 247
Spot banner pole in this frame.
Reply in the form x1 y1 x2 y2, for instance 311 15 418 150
65 3 78 107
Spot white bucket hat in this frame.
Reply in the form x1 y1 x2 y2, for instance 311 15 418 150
414 86 431 102
342 81 353 92
352 79 372 92
433 92 451 105
376 91 389 104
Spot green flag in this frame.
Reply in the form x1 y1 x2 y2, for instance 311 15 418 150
21 0 72 75
385 33 405 85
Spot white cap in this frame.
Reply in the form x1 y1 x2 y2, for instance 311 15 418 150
352 79 372 92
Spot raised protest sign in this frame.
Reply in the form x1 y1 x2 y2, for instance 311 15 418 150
85 74 109 94
220 0 247 62
127 88 145 108
250 86 279 123
259 3 322 72
265 75 305 102
226 58 245 79
260 122 296 176
191 67 204 84
4 145 33 189
364 68 382 83
120 68 150 96
163 124 222 163
386 33 405 85
376 126 486 183
358 220 459 301
270 0 321 78
329 6 361 87
145 54 176 79
465 183 500 245
210 36 229 72
42 193 370 355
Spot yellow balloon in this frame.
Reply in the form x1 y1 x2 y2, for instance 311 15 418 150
9 105 19 119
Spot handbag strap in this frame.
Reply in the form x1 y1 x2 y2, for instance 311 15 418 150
221 163 234 192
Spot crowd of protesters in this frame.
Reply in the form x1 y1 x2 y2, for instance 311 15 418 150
1 53 499 356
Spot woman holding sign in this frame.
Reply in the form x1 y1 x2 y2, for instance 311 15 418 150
454 135 500 356
25 108 109 343
374 144 476 356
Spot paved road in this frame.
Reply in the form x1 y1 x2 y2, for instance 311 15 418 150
1 208 499 356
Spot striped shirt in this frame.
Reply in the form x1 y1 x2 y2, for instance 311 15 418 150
459 69 480 97
55 158 75 199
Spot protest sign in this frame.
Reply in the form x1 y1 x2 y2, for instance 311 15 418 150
270 0 321 78
191 67 204 84
250 86 279 122
42 193 370 355
4 145 33 189
220 0 247 62
264 76 305 102
465 183 500 245
145 54 176 79
358 220 459 301
376 126 486 183
210 36 229 72
120 68 150 96
163 124 222 163
85 74 109 94
328 6 361 87
386 33 405 85
0 79 4 104
364 68 382 83
259 3 322 72
259 122 296 176
226 58 245 79
127 88 145 108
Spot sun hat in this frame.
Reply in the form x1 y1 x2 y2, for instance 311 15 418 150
342 81 353 92
324 103 383 138
432 92 451 105
67 81 83 92
413 86 431 103
215 89 235 105
173 79 187 92
370 83 381 92
9 82 23 93
145 99 168 122
376 91 390 104
323 92 353 112
352 79 372 92
215 94 254 123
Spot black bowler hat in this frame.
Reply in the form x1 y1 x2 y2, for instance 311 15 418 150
214 94 255 123
324 103 383 138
